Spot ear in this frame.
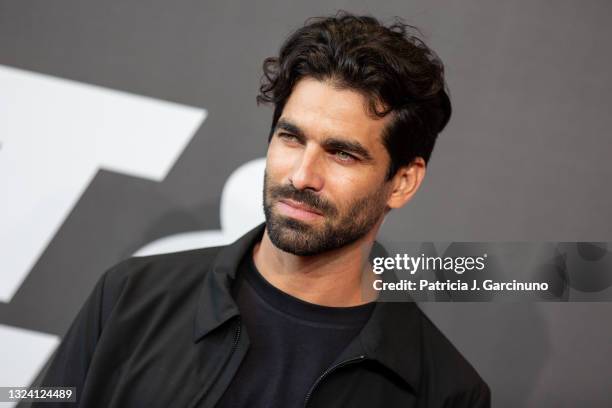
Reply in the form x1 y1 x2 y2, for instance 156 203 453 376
386 157 426 209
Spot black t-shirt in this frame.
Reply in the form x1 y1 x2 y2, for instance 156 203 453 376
216 254 375 408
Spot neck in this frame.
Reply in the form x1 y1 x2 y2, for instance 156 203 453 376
252 226 380 307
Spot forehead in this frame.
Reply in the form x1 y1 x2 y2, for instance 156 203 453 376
280 77 391 149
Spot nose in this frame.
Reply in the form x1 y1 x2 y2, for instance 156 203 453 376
289 145 324 191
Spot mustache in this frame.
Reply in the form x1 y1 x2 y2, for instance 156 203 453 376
268 184 337 216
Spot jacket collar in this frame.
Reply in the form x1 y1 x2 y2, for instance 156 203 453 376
193 224 264 342
193 223 422 393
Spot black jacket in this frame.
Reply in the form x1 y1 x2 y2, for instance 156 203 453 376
36 224 490 407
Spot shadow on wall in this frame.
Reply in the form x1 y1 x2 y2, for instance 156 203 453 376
420 302 550 408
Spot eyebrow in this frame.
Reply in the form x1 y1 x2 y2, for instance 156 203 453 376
274 118 374 162
275 119 306 140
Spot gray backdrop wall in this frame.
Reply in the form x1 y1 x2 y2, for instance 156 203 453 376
1 1 611 407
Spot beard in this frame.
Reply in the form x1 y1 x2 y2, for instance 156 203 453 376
263 171 389 256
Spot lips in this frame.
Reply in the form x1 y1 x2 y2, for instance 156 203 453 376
279 199 323 215
276 198 324 221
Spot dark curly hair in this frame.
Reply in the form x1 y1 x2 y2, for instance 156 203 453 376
257 12 451 180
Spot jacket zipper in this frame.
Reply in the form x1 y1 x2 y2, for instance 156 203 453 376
231 317 242 351
303 354 367 408
199 317 242 408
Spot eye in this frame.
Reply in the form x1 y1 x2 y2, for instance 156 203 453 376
278 133 300 144
334 150 356 162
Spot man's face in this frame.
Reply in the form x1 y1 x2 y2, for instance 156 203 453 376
263 77 394 256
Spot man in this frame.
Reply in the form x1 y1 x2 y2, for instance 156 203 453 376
36 12 490 407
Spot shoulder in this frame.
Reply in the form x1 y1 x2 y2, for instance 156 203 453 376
98 245 225 323
105 245 224 287
416 306 491 405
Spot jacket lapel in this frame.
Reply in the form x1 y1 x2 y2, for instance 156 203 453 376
193 224 265 342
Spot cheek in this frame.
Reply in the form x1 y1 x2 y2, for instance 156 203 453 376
328 162 378 191
327 170 388 210
325 172 363 207
266 140 296 180
331 169 361 187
